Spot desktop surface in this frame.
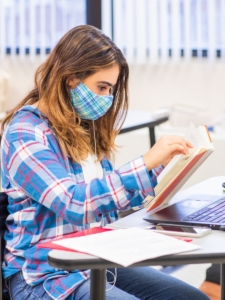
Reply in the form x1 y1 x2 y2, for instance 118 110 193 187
48 177 225 265
48 176 225 300
48 229 225 271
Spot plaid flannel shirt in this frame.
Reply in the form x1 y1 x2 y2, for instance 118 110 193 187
1 105 163 300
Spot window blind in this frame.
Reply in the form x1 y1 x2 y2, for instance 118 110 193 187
102 0 225 65
0 0 86 61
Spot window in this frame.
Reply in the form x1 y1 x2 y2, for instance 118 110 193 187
102 0 225 64
0 0 86 59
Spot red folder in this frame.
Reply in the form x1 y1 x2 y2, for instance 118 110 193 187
37 227 192 254
37 227 112 253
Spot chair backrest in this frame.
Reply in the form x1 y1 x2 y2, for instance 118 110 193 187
0 193 9 300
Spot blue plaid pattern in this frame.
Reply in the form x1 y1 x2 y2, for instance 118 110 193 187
1 105 163 300
70 82 113 120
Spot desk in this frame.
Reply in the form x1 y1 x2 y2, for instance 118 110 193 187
120 109 169 146
48 176 225 300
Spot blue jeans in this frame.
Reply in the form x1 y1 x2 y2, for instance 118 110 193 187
9 268 210 300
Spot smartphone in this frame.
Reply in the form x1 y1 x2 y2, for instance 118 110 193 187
151 225 211 238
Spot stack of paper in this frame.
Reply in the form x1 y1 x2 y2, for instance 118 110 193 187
54 227 200 267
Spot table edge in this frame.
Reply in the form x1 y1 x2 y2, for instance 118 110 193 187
48 251 225 271
120 116 169 133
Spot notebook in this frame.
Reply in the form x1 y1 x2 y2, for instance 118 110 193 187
144 123 214 212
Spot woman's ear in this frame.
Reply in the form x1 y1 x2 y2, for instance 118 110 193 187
66 75 79 89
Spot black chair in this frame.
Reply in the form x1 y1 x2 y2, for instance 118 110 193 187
0 192 9 300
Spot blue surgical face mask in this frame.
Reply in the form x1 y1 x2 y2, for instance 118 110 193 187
70 82 114 120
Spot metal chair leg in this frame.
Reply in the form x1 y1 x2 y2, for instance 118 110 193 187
149 127 156 147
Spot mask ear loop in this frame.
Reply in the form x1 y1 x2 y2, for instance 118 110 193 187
93 121 109 229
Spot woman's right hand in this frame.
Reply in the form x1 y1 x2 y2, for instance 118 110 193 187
143 135 194 171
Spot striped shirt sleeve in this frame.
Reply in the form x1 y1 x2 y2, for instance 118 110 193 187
7 124 161 225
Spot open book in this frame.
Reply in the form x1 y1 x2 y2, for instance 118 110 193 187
144 123 214 212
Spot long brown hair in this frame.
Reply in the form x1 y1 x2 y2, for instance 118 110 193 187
1 25 129 163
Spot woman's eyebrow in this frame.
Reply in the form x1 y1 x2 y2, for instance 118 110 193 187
97 81 115 87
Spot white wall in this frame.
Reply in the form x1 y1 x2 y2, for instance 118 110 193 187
1 56 225 186
1 57 225 121
129 59 225 121
0 56 43 112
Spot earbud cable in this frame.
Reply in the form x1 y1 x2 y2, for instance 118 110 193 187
92 122 117 291
93 121 97 159
106 268 117 291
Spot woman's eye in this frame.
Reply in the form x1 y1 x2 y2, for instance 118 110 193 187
99 86 106 91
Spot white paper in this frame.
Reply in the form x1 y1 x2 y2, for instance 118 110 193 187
184 123 208 148
53 227 200 267
104 224 156 230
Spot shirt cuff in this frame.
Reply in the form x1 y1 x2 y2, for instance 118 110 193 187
117 156 156 198
149 165 164 188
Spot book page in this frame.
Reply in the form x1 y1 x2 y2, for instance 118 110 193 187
145 148 213 210
144 148 199 208
157 123 208 184
157 147 197 184
53 227 200 267
144 148 209 208
184 122 209 147
144 150 194 205
152 148 208 202
144 123 214 211
155 148 201 194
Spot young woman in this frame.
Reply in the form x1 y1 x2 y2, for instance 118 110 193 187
1 25 209 300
